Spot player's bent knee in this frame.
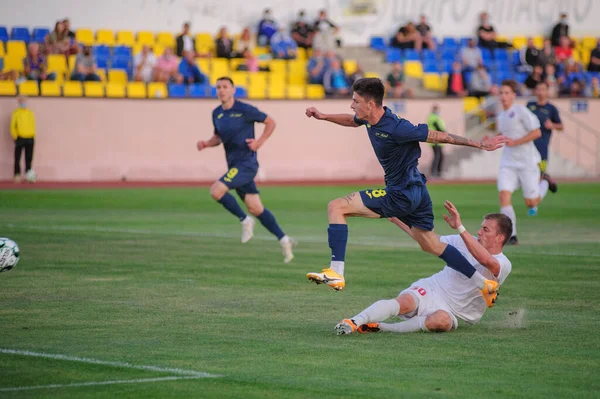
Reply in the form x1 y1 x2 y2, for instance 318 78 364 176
210 181 228 201
396 294 417 315
425 311 453 332
327 198 346 216
247 204 264 216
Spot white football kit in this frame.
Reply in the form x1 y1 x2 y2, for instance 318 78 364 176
496 104 542 199
400 235 512 328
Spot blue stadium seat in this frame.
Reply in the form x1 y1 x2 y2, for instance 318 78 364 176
495 49 509 61
441 48 457 61
404 49 419 61
464 70 473 86
481 48 493 62
587 72 600 83
235 87 248 98
421 49 437 61
11 27 30 43
385 48 402 63
0 26 8 42
370 36 386 51
494 70 513 85
111 55 131 71
423 60 439 73
459 37 471 48
94 45 111 58
190 84 210 98
511 51 521 67
442 37 458 50
493 60 510 72
442 60 454 73
168 83 187 98
32 28 50 43
96 55 109 69
515 72 528 84
113 46 132 58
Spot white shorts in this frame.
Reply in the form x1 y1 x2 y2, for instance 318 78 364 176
497 166 540 199
399 278 458 330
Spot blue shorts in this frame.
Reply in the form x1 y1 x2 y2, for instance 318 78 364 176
359 185 434 231
219 166 259 200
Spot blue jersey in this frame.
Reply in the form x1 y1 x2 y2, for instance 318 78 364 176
354 107 429 189
212 100 267 169
527 101 561 149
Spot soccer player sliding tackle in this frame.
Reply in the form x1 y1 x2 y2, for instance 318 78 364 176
335 200 513 335
304 78 507 294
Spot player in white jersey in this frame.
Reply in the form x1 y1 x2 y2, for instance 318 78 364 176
334 200 512 335
496 79 548 245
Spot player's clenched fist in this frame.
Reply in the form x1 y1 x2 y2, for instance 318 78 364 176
197 140 207 151
305 107 325 120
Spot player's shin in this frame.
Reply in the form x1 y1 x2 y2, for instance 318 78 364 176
539 179 549 199
379 317 429 333
352 299 400 327
257 208 285 239
328 224 348 275
218 193 248 221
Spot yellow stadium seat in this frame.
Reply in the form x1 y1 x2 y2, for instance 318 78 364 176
137 31 155 47
153 44 166 57
108 69 128 83
572 50 581 63
156 32 175 47
249 72 268 87
270 59 287 75
75 29 94 46
230 71 249 88
67 54 77 72
3 55 24 72
63 81 83 97
106 82 126 98
464 96 481 113
96 29 115 46
18 81 39 96
84 81 104 97
404 61 423 79
571 37 580 49
210 58 229 84
195 33 214 54
197 58 210 74
0 81 17 96
127 82 147 98
47 54 67 75
511 36 527 50
296 47 307 60
288 72 306 85
581 49 591 65
496 35 508 43
267 83 286 99
248 85 266 99
116 31 135 47
254 47 269 57
343 60 358 75
288 60 307 85
287 84 305 99
533 36 544 49
423 73 443 91
95 69 107 82
148 82 167 98
40 81 61 96
0 42 4 57
306 84 325 99
230 58 245 71
582 36 597 49
364 72 379 78
6 41 26 58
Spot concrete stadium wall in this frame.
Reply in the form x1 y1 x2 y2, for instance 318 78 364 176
3 0 600 46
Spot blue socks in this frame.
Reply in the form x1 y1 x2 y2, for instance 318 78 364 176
328 224 348 262
217 193 247 221
257 209 285 240
439 245 477 278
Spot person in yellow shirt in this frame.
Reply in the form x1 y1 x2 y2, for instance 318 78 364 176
10 97 37 183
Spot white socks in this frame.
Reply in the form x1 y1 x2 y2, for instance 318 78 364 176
330 261 345 276
241 216 252 224
539 180 549 200
279 235 289 244
501 205 517 237
352 299 400 326
379 317 429 333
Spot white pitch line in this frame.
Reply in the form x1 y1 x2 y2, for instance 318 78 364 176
0 376 204 392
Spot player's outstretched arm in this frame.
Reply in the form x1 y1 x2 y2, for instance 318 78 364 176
305 107 359 127
246 116 276 151
443 201 501 276
426 130 507 151
197 134 222 151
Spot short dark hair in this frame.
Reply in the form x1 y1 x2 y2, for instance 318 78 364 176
352 78 384 107
536 80 549 88
484 213 513 246
217 76 234 86
501 79 519 94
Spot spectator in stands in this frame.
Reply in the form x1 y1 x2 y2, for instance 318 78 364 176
216 27 238 59
176 22 195 58
70 45 100 82
178 51 208 84
291 10 314 50
584 76 600 98
46 21 71 57
0 71 18 81
385 61 410 98
460 38 483 72
240 50 259 72
416 15 436 50
537 38 557 67
348 63 365 85
307 48 327 84
133 45 157 83
545 63 559 97
323 58 350 97
469 64 492 98
522 38 540 71
523 65 544 95
23 43 56 83
270 28 297 60
313 9 340 51
559 61 586 93
551 13 569 47
11 97 37 184
234 27 255 56
391 22 422 51
155 47 183 83
561 79 583 97
446 61 468 97
555 36 573 63
257 8 278 46
587 39 600 72
63 18 75 39
477 12 501 49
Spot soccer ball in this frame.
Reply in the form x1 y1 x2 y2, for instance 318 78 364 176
0 238 20 273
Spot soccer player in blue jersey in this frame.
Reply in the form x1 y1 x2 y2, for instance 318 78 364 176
197 77 295 263
304 78 506 299
528 81 562 193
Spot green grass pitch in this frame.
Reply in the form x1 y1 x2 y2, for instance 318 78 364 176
0 183 599 398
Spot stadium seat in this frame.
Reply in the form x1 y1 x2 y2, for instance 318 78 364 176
0 80 17 96
96 54 109 69
442 37 458 49
296 47 307 60
189 84 209 98
370 36 386 50
168 83 187 98
32 28 50 43
6 40 26 58
385 48 402 63
106 82 126 98
93 45 111 59
229 58 245 72
96 29 115 46
113 46 132 57
404 61 423 78
63 81 83 97
254 46 269 57
306 84 325 99
210 58 229 84
364 72 379 78
459 37 471 48
235 87 248 98
423 60 439 73
47 54 68 75
76 29 94 46
572 50 582 64
195 33 214 54
481 48 492 62
496 35 508 43
533 35 544 49
11 27 30 43
40 80 61 96
111 56 131 72
343 59 358 75
116 31 135 47
197 58 210 75
0 26 9 42
463 97 481 113
108 69 128 83
423 73 443 91
582 36 597 50
511 36 527 50
0 42 4 57
421 49 437 61
137 31 155 47
287 84 305 99
18 81 39 96
269 59 287 75
267 84 285 99
230 71 249 88
148 82 167 98
404 49 419 61
84 81 104 97
67 54 77 72
581 50 591 66
441 48 456 61
127 82 147 98
156 32 175 48
248 85 266 99
3 55 23 73
515 72 528 84
495 49 509 61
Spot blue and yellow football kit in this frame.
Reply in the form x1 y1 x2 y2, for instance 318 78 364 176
527 101 561 173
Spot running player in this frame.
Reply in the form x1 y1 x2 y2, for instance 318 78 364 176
335 200 512 335
497 79 550 245
197 77 295 263
527 81 563 192
304 77 507 293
